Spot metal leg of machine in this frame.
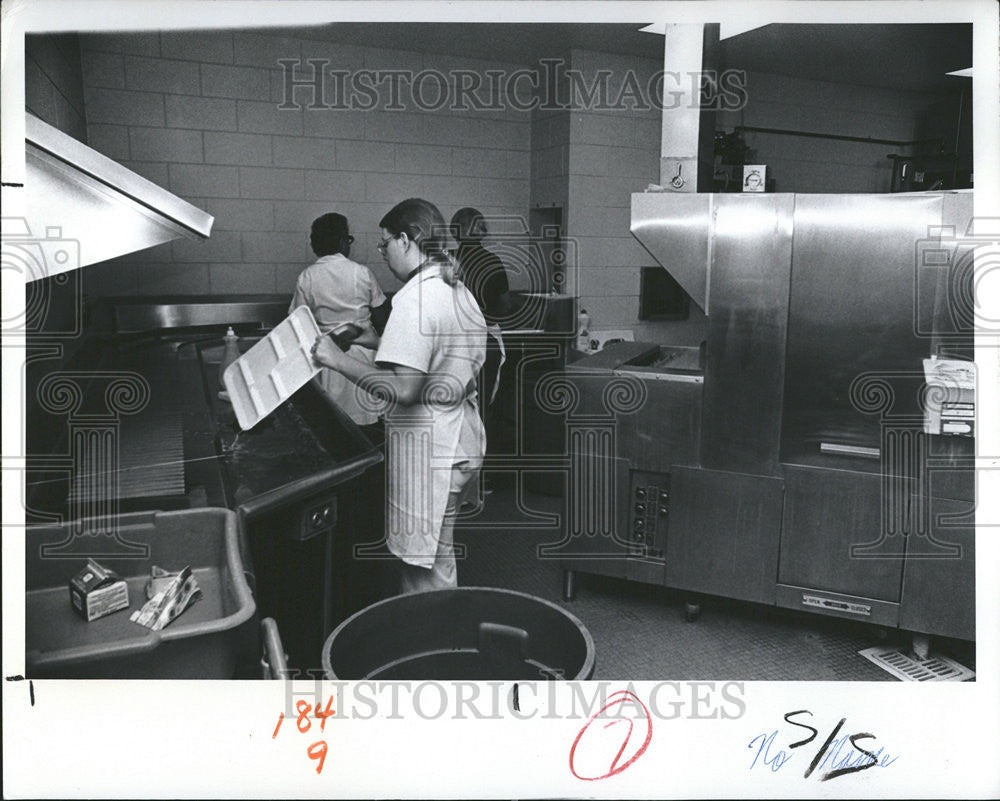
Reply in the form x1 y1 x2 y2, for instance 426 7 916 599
911 633 932 661
563 569 576 601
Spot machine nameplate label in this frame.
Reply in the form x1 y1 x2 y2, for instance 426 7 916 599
802 594 871 616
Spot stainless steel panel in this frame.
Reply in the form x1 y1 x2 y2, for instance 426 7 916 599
780 193 944 471
565 341 660 373
665 467 782 604
631 192 712 311
615 377 702 473
26 147 187 269
899 496 975 640
614 368 702 384
627 558 666 586
110 296 291 333
779 465 908 601
938 190 975 360
558 450 631 577
25 115 213 269
942 189 973 231
701 194 793 475
914 191 974 359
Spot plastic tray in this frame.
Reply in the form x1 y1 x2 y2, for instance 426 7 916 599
25 508 255 679
223 305 321 430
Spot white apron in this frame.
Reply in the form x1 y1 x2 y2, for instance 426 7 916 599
385 393 484 568
375 263 487 568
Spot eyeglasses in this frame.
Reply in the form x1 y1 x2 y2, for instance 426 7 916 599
377 234 398 254
344 235 355 245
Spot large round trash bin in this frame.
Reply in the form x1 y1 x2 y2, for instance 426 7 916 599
322 587 595 680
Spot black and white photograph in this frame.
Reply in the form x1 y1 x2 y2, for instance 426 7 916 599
3 0 998 797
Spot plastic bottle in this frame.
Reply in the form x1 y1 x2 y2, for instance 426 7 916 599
576 308 590 352
219 326 240 392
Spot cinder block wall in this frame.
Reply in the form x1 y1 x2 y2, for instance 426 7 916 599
77 30 532 298
562 48 709 345
25 34 87 142
561 53 949 344
716 71 950 193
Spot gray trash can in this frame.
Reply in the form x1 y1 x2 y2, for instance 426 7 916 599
322 587 595 680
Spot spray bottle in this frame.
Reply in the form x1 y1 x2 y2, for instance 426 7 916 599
219 326 240 394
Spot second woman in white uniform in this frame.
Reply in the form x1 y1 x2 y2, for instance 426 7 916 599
312 198 486 593
291 212 387 426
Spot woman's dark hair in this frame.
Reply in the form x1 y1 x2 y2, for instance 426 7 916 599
451 206 485 242
311 213 350 256
379 198 458 285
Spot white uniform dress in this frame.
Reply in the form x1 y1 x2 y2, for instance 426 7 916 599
290 253 387 425
374 262 487 591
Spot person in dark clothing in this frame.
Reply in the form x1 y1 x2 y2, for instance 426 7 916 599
451 208 511 496
451 207 511 326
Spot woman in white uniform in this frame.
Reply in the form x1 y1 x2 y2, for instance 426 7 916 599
312 198 487 593
291 212 387 426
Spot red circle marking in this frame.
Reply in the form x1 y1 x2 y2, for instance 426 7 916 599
569 690 653 781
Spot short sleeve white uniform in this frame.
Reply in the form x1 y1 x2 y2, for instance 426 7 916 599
290 253 387 425
375 263 487 570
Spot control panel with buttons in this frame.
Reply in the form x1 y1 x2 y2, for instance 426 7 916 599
627 471 670 557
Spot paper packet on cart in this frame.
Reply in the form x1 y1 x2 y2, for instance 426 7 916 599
130 566 201 631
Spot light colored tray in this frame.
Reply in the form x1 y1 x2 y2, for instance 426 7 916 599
223 305 321 430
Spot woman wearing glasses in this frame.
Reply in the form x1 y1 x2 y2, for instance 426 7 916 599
312 198 487 593
290 212 389 426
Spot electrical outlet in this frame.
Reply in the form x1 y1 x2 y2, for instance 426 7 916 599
298 496 337 541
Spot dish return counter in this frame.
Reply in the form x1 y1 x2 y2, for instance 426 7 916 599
24 296 385 678
557 190 976 646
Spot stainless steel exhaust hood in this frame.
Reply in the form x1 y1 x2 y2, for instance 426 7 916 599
631 192 712 311
24 114 214 273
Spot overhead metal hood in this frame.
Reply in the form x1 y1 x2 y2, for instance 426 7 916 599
631 192 712 312
24 114 213 274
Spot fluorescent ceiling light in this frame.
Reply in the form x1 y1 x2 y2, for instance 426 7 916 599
947 67 973 78
638 22 766 40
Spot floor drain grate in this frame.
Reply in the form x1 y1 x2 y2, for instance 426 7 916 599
859 647 975 682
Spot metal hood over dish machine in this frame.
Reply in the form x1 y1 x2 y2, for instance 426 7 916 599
558 24 975 644
560 187 975 643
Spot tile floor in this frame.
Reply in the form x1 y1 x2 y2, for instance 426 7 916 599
453 480 976 681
